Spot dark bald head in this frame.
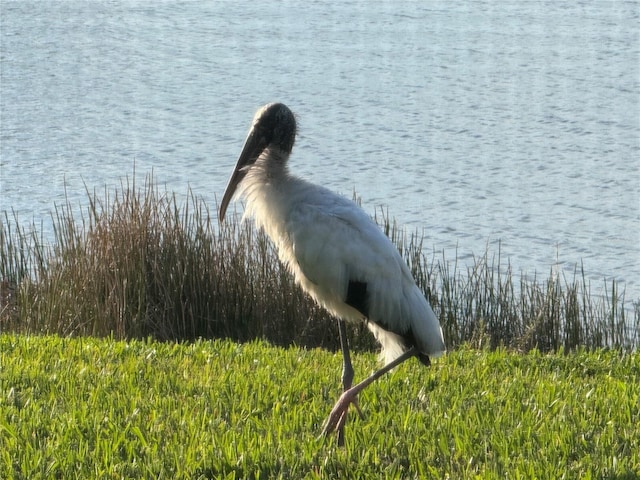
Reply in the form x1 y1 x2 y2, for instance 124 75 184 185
219 103 297 222
250 102 297 155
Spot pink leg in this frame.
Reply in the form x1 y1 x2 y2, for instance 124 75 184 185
321 347 419 438
336 319 353 446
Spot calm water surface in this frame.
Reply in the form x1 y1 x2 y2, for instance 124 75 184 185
1 1 639 301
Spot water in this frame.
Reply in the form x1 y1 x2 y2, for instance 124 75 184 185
1 1 639 302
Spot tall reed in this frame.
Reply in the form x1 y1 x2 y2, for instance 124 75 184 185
1 176 637 352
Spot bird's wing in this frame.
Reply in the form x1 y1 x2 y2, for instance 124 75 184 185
285 198 411 316
285 195 445 359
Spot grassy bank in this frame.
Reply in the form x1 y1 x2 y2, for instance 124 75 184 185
1 175 638 351
1 334 638 479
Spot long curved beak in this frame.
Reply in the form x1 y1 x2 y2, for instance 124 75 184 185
218 126 268 222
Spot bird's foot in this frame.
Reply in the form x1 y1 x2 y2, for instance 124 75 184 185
321 388 364 437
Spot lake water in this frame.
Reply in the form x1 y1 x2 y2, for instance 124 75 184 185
1 1 639 303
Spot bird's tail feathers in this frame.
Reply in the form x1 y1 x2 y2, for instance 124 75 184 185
368 321 446 366
367 324 408 366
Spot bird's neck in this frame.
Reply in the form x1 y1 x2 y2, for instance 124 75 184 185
255 147 289 180
240 148 296 241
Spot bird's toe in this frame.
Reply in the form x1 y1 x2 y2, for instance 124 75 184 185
321 389 360 436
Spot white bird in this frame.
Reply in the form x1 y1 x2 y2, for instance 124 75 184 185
219 103 445 444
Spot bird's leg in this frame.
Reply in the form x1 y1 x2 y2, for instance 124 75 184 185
336 319 360 446
337 320 363 417
322 347 420 437
338 319 354 391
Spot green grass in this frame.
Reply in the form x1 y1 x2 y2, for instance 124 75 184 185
1 334 638 479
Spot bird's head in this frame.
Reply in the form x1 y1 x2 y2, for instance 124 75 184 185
219 103 296 222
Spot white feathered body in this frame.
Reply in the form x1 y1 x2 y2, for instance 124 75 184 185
236 147 445 364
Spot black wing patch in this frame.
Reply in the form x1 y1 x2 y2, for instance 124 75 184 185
345 280 368 318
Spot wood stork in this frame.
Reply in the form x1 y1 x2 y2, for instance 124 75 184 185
219 103 445 443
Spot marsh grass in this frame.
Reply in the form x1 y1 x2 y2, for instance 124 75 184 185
1 175 638 352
